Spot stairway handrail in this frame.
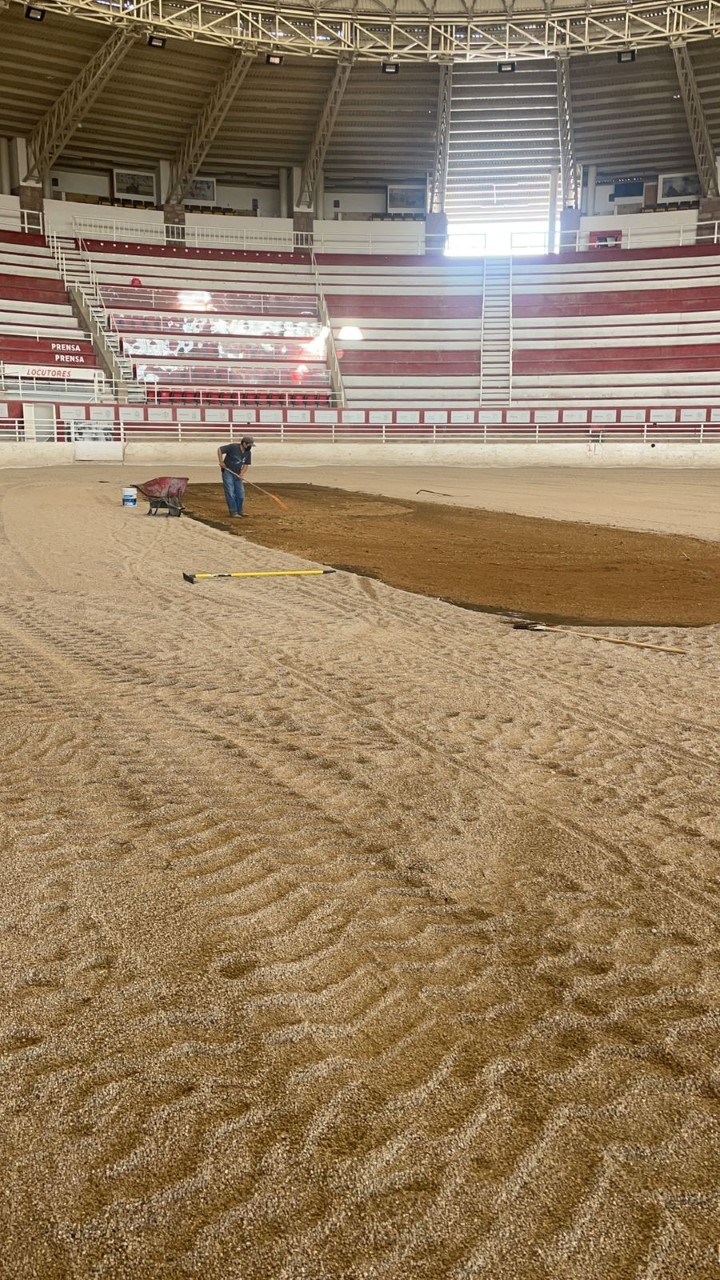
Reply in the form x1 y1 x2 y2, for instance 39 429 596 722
310 249 345 409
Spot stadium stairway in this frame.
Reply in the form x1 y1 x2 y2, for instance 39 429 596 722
0 232 103 399
63 240 335 408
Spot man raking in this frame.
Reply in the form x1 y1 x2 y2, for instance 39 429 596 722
217 435 254 518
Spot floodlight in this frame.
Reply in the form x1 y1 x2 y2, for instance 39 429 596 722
497 60 516 73
381 62 400 74
617 49 636 62
24 6 45 19
266 52 283 65
147 33 166 47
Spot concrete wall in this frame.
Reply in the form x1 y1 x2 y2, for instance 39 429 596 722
4 442 716 469
322 191 387 219
313 219 425 255
0 192 20 230
183 212 291 241
577 209 698 248
44 198 165 239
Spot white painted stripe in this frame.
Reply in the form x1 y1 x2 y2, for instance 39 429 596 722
514 333 720 349
513 371 720 385
0 300 73 316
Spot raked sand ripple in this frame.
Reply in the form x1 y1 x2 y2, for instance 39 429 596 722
0 469 718 1280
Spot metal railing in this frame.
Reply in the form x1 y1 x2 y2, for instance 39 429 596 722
450 221 720 257
52 211 720 259
3 417 718 447
0 327 94 344
72 216 296 253
135 364 331 388
167 223 296 253
99 284 319 318
0 374 120 401
115 421 720 446
0 418 24 441
310 250 345 408
121 336 324 361
0 210 46 236
111 312 320 339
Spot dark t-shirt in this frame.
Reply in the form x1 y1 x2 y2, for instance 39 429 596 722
220 444 252 474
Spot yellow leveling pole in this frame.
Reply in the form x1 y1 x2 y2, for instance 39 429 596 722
183 569 335 584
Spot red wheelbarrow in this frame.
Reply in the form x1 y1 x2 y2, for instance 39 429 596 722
137 477 188 517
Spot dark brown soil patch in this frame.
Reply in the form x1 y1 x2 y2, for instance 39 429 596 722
181 482 720 627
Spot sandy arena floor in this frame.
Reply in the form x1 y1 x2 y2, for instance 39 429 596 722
183 482 720 627
0 465 719 1279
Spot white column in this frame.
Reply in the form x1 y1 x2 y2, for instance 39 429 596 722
291 165 303 210
548 167 559 252
9 137 29 191
22 405 37 442
315 168 325 219
157 160 171 206
586 163 597 216
279 167 289 218
0 139 10 194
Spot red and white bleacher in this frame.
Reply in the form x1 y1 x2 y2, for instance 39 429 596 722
2 232 720 422
512 247 720 403
0 232 100 395
318 255 484 407
80 242 334 407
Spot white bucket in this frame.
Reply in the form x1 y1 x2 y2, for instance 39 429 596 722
122 487 137 508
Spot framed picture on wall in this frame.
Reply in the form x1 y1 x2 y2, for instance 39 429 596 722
186 178 216 205
113 169 157 202
657 172 701 203
387 183 427 213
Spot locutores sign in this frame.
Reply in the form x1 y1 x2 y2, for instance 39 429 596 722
4 364 99 380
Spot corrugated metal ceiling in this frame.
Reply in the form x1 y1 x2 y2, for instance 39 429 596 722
1 6 717 219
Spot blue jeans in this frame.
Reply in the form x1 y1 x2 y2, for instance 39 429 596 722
222 469 244 515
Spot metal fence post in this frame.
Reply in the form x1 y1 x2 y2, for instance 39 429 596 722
643 420 648 445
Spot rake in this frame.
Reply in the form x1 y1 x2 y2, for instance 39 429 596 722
183 569 335 585
511 619 686 655
224 466 289 512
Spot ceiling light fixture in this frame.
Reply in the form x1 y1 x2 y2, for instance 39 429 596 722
266 51 283 64
381 61 400 73
147 32 166 47
617 49 636 62
24 6 45 19
497 60 516 72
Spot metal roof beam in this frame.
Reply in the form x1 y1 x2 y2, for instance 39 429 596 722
556 55 578 207
430 63 452 214
296 60 352 210
16 0 720 61
24 27 137 183
672 42 718 197
165 53 254 206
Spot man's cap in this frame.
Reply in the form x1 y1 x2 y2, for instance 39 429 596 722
241 435 255 445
